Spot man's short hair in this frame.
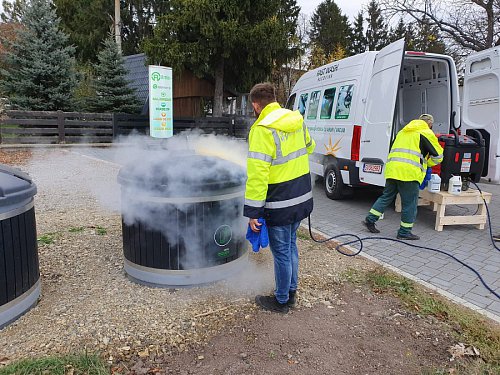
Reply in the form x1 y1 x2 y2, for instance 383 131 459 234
419 114 434 124
250 83 276 107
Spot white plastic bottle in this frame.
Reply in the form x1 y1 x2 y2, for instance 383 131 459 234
448 175 462 195
427 174 441 193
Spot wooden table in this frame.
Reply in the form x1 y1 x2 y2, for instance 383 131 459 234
395 189 492 231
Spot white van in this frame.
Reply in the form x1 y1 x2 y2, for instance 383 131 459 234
462 46 500 183
286 39 461 199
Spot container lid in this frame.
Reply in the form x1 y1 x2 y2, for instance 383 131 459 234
0 164 37 211
117 153 246 197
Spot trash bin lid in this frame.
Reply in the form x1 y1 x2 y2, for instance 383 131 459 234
117 153 246 197
0 164 37 213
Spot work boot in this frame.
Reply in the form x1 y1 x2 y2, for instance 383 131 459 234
255 295 289 314
362 220 380 234
397 232 420 240
288 290 297 308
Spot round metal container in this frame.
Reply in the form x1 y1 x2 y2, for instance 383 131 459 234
0 164 39 329
117 152 247 286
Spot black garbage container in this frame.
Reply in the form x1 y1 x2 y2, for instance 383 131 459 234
118 152 248 286
0 164 39 329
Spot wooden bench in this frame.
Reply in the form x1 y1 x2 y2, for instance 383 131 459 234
395 189 492 231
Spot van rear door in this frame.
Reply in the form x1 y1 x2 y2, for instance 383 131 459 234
359 38 405 186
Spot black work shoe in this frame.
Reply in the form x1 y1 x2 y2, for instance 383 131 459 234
288 290 297 308
397 232 420 240
255 295 289 314
362 220 380 233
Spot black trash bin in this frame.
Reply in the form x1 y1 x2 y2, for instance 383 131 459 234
118 152 248 286
0 164 39 329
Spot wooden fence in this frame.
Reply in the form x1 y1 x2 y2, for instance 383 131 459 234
0 111 252 144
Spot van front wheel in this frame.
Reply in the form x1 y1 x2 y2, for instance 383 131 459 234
324 165 346 200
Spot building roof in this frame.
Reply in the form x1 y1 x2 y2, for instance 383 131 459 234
123 53 149 108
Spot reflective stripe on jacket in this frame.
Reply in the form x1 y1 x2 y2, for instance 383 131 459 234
244 102 316 226
385 119 443 183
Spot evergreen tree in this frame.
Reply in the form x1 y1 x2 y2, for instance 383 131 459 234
53 0 113 63
0 0 77 110
350 11 366 55
88 34 139 113
121 0 172 56
144 0 297 117
414 18 446 54
309 0 351 57
365 0 389 51
389 18 416 50
1 0 26 22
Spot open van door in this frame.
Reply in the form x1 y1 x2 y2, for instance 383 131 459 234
359 38 405 186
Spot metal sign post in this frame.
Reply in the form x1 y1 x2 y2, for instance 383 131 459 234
148 65 173 138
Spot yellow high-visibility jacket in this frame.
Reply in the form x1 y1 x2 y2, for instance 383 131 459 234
244 102 316 226
385 119 444 183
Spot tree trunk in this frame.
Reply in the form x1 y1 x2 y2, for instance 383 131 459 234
213 58 224 117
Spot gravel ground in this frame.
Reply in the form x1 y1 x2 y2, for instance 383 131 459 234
0 148 372 364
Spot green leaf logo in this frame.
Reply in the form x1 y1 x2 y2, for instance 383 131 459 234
151 72 161 81
214 225 232 247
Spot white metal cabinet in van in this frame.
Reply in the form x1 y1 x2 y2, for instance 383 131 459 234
462 47 500 183
286 38 461 199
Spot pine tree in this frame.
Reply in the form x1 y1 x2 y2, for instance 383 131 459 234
365 0 389 51
350 11 366 55
390 18 407 42
0 0 26 22
309 0 351 57
89 34 139 113
414 18 446 54
0 0 77 110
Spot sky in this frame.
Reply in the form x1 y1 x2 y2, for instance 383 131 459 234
297 0 367 21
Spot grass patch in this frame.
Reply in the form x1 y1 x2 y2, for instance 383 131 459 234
95 226 107 236
296 228 311 241
37 233 57 246
345 267 500 368
68 226 85 233
0 353 108 375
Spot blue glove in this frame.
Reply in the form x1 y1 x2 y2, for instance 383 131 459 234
245 218 269 252
419 167 432 190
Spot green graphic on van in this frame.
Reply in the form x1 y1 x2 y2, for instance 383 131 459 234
214 225 232 246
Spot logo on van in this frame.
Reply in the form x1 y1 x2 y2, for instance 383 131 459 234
317 64 339 78
325 135 342 156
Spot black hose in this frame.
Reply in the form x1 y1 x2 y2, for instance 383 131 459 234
307 191 500 300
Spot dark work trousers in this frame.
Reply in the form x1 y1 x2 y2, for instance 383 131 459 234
365 179 420 236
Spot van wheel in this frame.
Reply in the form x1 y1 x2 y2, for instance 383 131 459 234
324 165 346 200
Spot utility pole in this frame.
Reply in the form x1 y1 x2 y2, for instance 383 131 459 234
114 0 122 52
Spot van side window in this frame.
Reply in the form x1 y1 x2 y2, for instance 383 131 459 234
285 93 296 110
470 58 492 73
307 91 321 120
335 84 354 119
320 87 336 119
298 93 308 117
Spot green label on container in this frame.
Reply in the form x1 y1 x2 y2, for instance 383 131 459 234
214 225 232 247
217 248 230 258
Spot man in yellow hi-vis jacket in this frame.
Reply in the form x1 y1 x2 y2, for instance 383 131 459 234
244 83 315 313
363 114 443 240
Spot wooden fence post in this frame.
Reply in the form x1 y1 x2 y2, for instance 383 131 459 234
57 110 65 143
112 113 118 139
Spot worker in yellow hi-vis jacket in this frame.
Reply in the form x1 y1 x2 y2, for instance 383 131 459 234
244 82 315 313
363 114 443 240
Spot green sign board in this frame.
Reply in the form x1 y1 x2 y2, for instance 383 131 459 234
148 65 173 138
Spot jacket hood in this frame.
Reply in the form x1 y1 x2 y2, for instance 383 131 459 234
255 102 303 133
402 119 431 133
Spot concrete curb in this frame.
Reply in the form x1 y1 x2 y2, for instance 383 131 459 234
301 223 500 324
